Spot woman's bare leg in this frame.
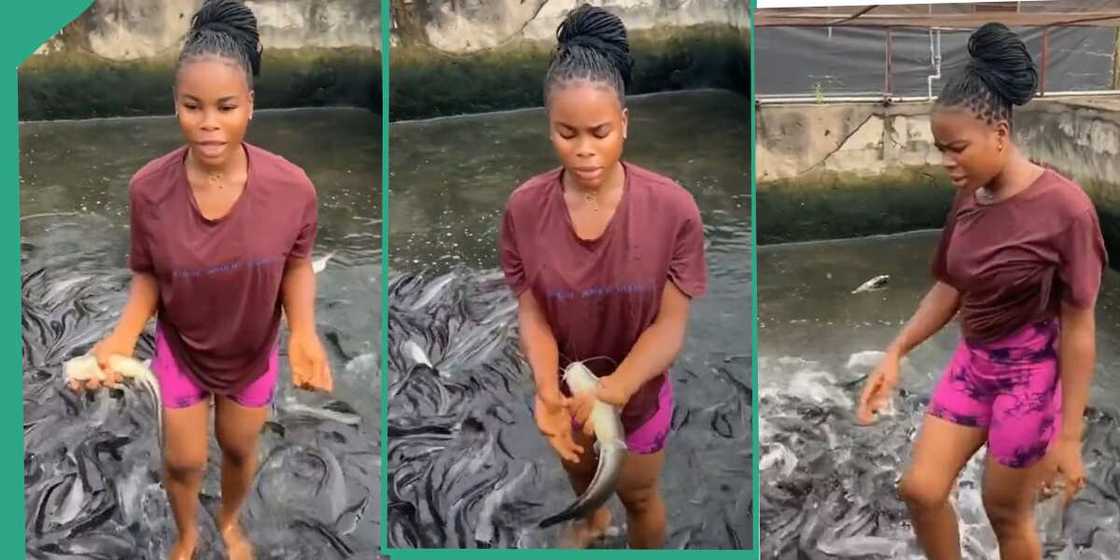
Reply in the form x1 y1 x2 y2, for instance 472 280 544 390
214 396 268 560
898 414 988 560
163 401 210 560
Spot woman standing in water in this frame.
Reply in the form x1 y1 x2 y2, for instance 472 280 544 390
499 4 707 549
68 1 333 558
857 23 1106 559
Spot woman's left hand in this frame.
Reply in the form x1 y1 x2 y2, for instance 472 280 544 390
1045 436 1086 506
571 374 637 435
289 330 333 392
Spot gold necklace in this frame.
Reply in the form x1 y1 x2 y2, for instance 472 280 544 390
188 151 227 190
583 191 599 212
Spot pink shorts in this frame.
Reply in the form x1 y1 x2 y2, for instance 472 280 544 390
928 319 1062 469
572 377 674 454
152 325 279 409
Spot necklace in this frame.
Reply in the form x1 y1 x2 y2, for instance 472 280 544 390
976 186 1000 204
583 191 599 212
187 151 228 190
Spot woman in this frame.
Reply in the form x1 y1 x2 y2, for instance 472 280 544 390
68 1 333 558
856 23 1106 559
499 4 708 549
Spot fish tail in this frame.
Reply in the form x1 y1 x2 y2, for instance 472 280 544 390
538 509 577 529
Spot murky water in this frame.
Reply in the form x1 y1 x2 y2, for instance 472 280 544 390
758 231 1120 558
21 108 381 559
386 89 753 549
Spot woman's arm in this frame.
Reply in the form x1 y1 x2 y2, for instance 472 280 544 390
110 272 159 345
1058 303 1096 442
569 282 691 423
855 280 961 423
518 290 586 462
607 281 691 398
281 257 317 337
86 272 158 388
884 281 962 360
282 257 332 391
517 290 561 404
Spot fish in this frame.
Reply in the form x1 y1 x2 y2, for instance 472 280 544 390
63 354 163 447
403 340 433 369
537 361 628 529
312 251 336 274
850 274 890 294
1035 477 1067 545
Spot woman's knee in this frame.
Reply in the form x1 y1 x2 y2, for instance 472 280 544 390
165 448 207 481
618 484 662 514
898 470 952 512
216 431 257 466
981 484 1031 534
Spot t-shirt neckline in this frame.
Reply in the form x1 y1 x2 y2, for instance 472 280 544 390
556 161 631 247
973 167 1050 208
181 142 254 225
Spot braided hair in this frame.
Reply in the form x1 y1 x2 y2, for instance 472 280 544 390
544 4 633 106
176 0 262 87
935 22 1038 127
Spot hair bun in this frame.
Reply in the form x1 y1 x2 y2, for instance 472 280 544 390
967 22 1037 106
190 0 262 76
556 4 632 88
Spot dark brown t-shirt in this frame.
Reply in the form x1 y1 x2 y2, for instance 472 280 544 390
932 168 1107 343
499 162 708 430
128 143 317 393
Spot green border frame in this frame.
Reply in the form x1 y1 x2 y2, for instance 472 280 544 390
378 0 759 557
11 3 98 556
750 0 760 553
8 0 758 557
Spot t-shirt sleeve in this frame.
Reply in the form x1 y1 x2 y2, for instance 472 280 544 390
499 201 529 296
930 193 961 283
668 193 708 298
127 181 153 273
289 177 318 261
1057 207 1107 309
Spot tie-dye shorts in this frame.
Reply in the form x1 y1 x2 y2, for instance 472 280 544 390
570 376 674 454
152 323 278 409
928 319 1062 469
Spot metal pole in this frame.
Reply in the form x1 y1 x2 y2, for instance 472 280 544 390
1112 26 1120 90
1041 27 1049 96
885 28 893 97
756 91 1120 106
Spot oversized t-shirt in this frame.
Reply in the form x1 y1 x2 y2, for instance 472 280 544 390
499 162 708 430
128 143 317 393
932 168 1107 343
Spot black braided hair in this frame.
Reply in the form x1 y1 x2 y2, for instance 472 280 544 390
935 22 1038 127
544 4 633 106
176 0 262 87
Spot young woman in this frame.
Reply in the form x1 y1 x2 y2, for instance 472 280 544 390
499 4 708 549
68 1 333 558
856 23 1106 559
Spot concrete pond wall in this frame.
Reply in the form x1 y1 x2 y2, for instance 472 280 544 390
388 0 749 120
20 0 380 120
755 97 1120 267
21 1 748 120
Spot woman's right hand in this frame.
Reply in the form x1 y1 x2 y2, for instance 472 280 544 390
856 352 901 425
77 333 137 392
534 392 584 463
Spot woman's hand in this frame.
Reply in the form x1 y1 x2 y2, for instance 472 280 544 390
856 352 902 425
288 330 333 392
570 374 639 436
1044 435 1086 506
77 333 137 391
534 393 583 463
